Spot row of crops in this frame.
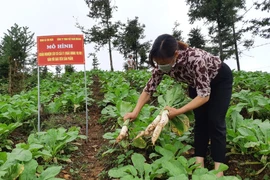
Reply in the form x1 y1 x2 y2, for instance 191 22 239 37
0 72 93 179
0 70 269 179
96 70 270 180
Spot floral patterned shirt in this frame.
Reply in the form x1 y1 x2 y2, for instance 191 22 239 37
144 47 222 97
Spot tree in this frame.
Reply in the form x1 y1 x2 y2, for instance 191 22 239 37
172 21 184 41
77 0 119 71
186 0 246 61
89 53 99 70
1 23 35 94
55 65 62 77
187 27 221 57
40 66 49 78
186 0 254 70
137 41 151 69
114 17 150 69
27 53 38 74
246 0 270 38
65 65 76 74
187 27 206 49
0 41 9 79
208 24 236 59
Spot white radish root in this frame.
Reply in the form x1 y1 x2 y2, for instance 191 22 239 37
134 131 145 139
116 125 128 143
144 114 161 135
151 124 162 145
151 110 169 145
158 110 169 127
133 114 161 140
116 119 130 143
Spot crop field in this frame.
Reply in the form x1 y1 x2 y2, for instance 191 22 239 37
0 70 269 180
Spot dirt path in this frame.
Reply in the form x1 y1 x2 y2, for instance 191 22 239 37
58 75 107 180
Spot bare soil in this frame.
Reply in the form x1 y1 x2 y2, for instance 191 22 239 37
57 108 107 180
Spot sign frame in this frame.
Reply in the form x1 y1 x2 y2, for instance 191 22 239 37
37 34 89 139
37 34 85 66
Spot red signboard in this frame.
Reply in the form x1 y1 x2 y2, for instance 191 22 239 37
37 34 85 65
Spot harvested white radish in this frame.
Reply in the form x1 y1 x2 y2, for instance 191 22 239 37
151 124 163 145
151 110 169 145
134 131 145 139
144 114 161 135
134 113 161 140
158 110 169 127
116 126 128 142
116 119 129 143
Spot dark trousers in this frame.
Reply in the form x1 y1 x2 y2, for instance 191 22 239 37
189 63 233 163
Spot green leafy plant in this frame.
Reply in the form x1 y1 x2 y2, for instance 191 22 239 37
27 127 86 162
226 111 270 175
0 122 22 151
0 97 36 123
108 144 239 180
230 90 270 119
108 153 153 180
0 148 63 180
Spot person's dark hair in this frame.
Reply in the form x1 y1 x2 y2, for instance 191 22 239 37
149 34 188 67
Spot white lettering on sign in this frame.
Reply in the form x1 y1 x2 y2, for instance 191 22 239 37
47 44 56 49
57 43 73 49
46 43 74 50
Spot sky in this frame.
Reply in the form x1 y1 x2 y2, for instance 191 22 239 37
0 0 270 73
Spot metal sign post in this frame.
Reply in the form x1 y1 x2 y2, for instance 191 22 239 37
37 66 41 132
36 34 88 138
84 64 88 138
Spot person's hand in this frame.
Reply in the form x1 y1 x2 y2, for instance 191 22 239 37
123 112 138 121
164 106 180 119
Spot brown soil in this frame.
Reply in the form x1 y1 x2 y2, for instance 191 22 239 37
225 154 269 180
57 107 107 180
186 147 269 180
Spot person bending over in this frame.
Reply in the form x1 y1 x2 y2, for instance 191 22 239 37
124 34 233 177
